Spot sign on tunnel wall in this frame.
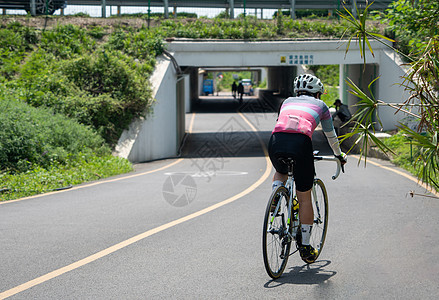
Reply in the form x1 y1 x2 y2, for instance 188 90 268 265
280 54 315 65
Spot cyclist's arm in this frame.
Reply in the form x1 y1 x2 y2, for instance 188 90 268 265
325 130 343 156
321 119 342 156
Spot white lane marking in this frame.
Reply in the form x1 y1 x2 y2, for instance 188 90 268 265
164 171 248 177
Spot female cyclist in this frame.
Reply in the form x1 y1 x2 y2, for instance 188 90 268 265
268 74 347 264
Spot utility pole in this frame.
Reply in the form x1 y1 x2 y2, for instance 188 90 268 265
164 0 169 19
147 0 151 28
290 0 296 19
101 0 106 18
30 0 36 16
243 0 246 17
229 0 234 19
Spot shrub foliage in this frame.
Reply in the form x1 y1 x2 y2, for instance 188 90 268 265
0 96 108 173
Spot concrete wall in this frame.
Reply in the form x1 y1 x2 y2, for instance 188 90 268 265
342 63 378 113
167 40 383 67
377 50 413 130
267 66 297 97
339 50 413 131
114 55 184 163
182 73 191 113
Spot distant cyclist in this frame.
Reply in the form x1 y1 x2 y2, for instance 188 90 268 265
268 74 347 264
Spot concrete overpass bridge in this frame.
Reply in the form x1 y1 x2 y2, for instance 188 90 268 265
115 39 410 163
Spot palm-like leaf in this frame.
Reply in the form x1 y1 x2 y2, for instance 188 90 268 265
338 1 396 65
338 1 438 191
338 78 395 161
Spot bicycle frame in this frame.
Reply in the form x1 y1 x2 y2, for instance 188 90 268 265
263 155 342 278
268 156 341 241
269 163 296 242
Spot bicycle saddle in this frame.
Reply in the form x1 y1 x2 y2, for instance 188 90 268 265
278 157 295 165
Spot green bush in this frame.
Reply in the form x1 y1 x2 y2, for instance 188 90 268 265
378 0 439 56
106 28 164 63
15 49 73 108
0 96 108 173
72 12 90 17
309 65 339 86
40 24 94 58
12 45 153 145
0 22 38 80
60 50 153 143
87 25 107 40
383 132 419 170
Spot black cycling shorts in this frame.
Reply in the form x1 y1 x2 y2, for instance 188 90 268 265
268 132 315 192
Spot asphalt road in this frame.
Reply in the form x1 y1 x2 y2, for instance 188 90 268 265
1 95 438 299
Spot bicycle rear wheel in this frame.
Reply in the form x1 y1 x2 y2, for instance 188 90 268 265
262 186 292 279
309 179 328 259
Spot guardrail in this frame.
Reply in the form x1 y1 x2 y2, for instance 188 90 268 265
0 0 395 17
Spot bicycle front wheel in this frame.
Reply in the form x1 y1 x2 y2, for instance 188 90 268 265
310 179 328 259
262 186 292 279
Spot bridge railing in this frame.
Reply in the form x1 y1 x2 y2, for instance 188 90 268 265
1 0 395 18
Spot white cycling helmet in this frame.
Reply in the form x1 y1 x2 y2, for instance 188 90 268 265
294 74 324 94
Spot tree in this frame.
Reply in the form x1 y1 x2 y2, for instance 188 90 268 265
338 0 439 191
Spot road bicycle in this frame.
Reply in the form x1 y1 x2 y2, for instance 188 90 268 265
262 152 342 279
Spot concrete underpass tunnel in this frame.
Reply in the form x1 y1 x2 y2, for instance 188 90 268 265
185 63 378 121
185 65 297 112
116 40 409 163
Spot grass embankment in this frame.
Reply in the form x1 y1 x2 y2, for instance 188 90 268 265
0 97 132 201
383 133 439 192
0 16 383 201
0 21 159 201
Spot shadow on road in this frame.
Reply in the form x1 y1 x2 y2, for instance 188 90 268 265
182 96 333 159
182 96 274 159
180 131 271 158
263 260 337 287
194 95 277 114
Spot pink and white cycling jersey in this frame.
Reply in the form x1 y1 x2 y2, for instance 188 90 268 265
273 95 334 139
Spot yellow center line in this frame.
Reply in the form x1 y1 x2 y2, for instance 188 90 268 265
188 112 196 133
351 154 439 197
0 112 272 299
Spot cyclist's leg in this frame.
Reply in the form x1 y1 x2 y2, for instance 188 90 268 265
296 189 313 224
293 139 315 231
296 189 318 262
268 133 289 189
272 171 287 189
292 136 318 263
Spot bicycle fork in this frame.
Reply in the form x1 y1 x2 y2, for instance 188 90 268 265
312 182 322 225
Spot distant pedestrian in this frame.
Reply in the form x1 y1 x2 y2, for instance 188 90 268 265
238 82 244 102
332 99 352 123
232 81 237 98
332 99 352 134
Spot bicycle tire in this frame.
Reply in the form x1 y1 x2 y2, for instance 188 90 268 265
262 186 292 279
309 179 328 259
